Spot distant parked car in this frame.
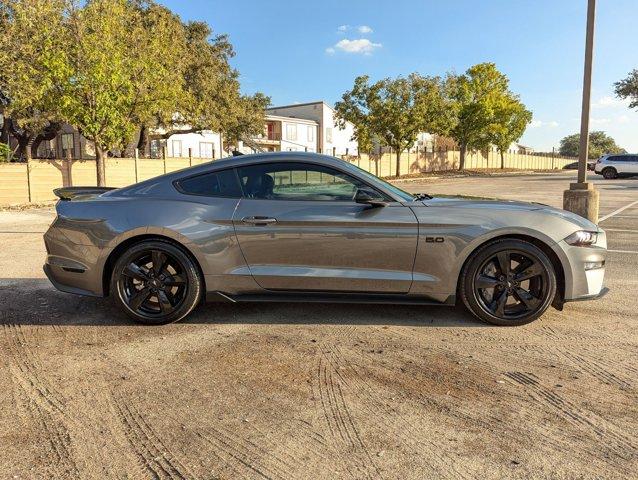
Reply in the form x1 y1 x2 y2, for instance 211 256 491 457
563 161 596 171
594 154 638 179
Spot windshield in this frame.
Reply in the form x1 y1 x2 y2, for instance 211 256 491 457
340 161 421 202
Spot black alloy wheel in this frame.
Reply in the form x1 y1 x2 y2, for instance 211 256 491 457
460 239 556 326
112 240 202 324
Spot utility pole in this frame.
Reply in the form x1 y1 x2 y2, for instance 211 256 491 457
563 0 599 223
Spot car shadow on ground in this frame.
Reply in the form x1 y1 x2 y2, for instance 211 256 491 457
0 278 486 328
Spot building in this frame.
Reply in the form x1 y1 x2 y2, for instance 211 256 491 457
245 114 318 153
265 101 358 156
149 129 222 159
3 122 223 160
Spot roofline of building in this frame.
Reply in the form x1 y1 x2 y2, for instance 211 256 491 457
267 100 333 111
265 114 318 125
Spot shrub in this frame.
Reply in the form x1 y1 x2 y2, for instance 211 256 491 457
0 143 11 162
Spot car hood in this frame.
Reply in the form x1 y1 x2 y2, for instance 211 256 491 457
423 195 545 211
423 195 598 231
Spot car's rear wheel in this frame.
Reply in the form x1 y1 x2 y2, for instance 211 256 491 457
602 167 618 179
111 240 202 324
460 239 556 326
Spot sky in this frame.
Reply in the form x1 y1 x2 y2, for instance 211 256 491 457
159 0 638 152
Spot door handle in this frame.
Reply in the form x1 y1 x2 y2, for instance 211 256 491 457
241 216 277 226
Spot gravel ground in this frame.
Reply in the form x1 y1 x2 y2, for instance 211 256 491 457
0 172 636 479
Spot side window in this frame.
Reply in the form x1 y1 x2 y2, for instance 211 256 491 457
325 127 333 143
286 124 297 141
175 169 242 197
237 162 379 202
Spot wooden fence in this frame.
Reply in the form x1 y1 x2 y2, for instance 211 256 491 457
0 150 575 206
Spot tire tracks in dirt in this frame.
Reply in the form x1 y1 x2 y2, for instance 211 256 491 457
505 371 637 460
112 394 196 480
2 323 80 477
312 324 481 480
374 326 636 477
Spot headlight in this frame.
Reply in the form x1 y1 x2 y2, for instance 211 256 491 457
565 230 598 246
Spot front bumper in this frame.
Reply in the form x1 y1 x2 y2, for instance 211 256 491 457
564 286 609 303
555 230 607 302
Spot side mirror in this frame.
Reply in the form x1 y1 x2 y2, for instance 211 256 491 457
355 187 388 207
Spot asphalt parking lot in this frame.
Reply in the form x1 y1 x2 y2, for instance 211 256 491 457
0 171 636 479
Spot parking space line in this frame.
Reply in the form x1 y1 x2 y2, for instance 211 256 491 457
604 228 638 233
599 200 638 222
608 249 638 254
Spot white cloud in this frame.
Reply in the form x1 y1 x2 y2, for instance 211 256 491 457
337 24 349 32
617 114 631 123
529 120 559 128
357 25 373 34
590 117 611 125
592 95 629 109
328 38 382 55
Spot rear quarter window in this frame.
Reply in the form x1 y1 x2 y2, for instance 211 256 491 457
175 169 242 197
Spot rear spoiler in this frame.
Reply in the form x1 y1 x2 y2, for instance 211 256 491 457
53 186 116 200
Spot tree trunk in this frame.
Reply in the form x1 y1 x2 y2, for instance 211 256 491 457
500 150 505 169
395 148 401 177
16 135 34 161
459 144 467 170
0 120 9 145
95 143 106 186
31 122 62 158
137 125 149 157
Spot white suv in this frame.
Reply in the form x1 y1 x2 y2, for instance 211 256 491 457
594 154 638 179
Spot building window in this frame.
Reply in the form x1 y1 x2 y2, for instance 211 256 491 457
325 127 333 143
171 139 183 157
61 133 74 156
286 124 297 141
199 142 214 158
307 126 314 142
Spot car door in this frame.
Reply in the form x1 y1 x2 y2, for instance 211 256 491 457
231 161 419 293
627 154 638 174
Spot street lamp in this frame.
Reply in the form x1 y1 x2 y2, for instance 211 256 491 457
563 0 600 223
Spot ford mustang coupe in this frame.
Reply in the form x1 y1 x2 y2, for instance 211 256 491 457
44 152 607 326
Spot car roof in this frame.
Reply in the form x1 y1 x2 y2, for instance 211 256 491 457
112 152 370 197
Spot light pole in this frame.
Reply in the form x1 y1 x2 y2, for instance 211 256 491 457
563 0 599 223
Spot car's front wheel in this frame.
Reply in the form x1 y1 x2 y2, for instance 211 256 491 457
111 240 202 324
602 167 618 179
460 239 556 326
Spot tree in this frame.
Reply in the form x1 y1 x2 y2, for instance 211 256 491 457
488 96 532 169
0 0 68 160
559 131 624 159
135 18 268 155
448 63 525 170
335 74 456 177
614 69 638 109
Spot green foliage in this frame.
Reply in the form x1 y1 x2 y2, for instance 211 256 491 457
489 95 532 167
559 131 625 159
335 73 455 175
135 14 269 151
0 0 69 159
614 69 638 110
0 142 11 162
448 63 530 169
2 0 267 178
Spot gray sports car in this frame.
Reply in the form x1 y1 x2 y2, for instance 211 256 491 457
44 152 607 326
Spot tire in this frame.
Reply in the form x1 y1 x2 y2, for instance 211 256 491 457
459 239 556 326
602 167 618 179
110 240 202 325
